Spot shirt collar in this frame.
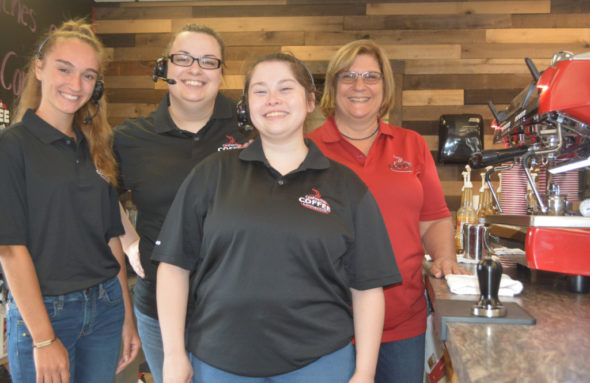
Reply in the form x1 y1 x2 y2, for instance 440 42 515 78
23 109 85 144
239 137 331 172
314 116 394 143
152 93 234 134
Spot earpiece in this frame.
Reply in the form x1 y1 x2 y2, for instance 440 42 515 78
152 57 176 85
236 94 256 139
91 79 104 103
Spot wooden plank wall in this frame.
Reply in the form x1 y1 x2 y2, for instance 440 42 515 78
94 0 590 213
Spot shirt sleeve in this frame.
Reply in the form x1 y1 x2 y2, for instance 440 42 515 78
0 132 28 245
417 134 451 221
151 166 207 271
346 190 403 290
106 185 125 239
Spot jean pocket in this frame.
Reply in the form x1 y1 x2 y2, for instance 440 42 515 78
100 278 123 306
8 297 60 326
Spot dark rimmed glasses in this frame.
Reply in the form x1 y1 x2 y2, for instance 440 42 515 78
169 54 222 70
338 71 383 84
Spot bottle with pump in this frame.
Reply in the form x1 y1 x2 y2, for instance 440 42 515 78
477 167 495 223
456 165 477 253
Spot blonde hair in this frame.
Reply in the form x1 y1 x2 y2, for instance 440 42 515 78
12 19 118 186
320 39 395 119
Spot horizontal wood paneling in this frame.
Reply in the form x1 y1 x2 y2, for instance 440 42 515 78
366 1 550 15
93 0 590 214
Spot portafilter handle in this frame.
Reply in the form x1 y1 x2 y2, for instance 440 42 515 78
472 257 507 318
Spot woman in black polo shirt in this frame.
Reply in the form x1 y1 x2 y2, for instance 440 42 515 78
113 24 248 383
0 20 139 383
154 53 402 383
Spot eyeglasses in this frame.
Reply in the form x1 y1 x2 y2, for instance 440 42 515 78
169 54 222 70
338 71 383 84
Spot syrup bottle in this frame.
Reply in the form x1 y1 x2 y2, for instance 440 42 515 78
456 165 477 253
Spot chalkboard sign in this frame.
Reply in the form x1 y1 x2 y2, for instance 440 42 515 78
0 0 93 128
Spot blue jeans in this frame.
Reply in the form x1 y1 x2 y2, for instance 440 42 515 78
190 343 355 383
375 333 426 383
7 277 125 383
134 306 164 383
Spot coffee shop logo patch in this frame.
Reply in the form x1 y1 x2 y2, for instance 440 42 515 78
388 154 412 173
218 135 241 151
299 188 331 214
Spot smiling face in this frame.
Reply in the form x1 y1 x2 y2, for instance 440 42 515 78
166 31 223 107
334 53 384 125
35 38 99 123
247 60 315 142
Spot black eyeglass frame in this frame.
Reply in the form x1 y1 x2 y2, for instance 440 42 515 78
168 54 222 69
337 70 383 84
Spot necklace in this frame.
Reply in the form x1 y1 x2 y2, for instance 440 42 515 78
339 124 379 141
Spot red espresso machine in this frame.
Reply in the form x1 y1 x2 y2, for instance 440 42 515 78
469 51 590 291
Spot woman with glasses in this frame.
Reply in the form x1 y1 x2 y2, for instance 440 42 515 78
113 24 248 383
308 39 468 383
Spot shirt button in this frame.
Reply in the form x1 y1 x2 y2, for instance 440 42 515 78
66 140 72 145
75 159 80 164
193 136 200 142
278 179 285 185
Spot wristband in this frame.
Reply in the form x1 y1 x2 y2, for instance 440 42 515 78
33 337 56 349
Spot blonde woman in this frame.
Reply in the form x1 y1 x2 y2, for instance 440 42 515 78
0 20 139 383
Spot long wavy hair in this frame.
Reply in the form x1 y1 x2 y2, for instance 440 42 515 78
12 19 118 186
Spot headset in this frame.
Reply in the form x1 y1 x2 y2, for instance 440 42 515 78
152 57 177 85
236 57 315 138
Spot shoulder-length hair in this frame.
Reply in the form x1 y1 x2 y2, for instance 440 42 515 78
320 39 395 119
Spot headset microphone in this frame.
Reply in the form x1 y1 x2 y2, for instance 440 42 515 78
82 102 100 125
152 57 177 85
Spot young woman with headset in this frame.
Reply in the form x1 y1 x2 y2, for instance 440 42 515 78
0 19 140 382
154 52 402 383
113 24 249 383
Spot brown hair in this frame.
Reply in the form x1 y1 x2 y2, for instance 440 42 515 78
320 39 395 119
165 24 226 69
12 19 118 186
243 52 316 104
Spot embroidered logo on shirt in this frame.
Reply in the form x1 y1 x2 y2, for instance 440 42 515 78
299 188 331 214
388 155 412 173
217 135 241 151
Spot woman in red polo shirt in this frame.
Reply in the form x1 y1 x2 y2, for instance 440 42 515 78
308 39 468 383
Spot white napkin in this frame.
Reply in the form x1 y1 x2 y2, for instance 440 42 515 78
445 273 524 297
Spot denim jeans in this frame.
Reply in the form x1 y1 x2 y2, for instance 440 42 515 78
375 333 426 383
190 343 355 383
134 306 164 383
7 277 125 383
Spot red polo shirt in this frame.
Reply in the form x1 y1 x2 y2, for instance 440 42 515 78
309 116 450 342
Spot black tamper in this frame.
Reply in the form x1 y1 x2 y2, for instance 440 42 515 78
472 257 507 317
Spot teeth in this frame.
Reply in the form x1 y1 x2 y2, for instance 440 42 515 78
61 93 79 101
265 112 287 118
349 97 369 102
185 80 204 86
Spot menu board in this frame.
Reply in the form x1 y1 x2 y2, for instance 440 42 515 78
0 0 92 128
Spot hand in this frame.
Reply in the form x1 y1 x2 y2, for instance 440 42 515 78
163 352 193 383
115 316 141 374
348 371 374 383
33 338 70 383
125 239 144 278
430 258 470 278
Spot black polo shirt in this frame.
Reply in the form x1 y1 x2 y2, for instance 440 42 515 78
0 110 123 296
152 138 402 377
113 92 247 318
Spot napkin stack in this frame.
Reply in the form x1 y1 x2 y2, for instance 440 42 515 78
445 274 524 297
